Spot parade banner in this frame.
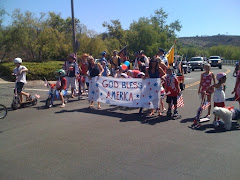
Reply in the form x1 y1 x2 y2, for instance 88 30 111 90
88 76 161 108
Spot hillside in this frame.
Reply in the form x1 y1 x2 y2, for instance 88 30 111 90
178 35 240 48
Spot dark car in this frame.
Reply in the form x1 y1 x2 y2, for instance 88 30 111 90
188 57 205 71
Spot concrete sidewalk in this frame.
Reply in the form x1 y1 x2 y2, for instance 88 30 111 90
0 76 55 85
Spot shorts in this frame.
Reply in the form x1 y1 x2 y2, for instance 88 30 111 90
214 102 225 107
166 96 177 105
66 76 76 89
55 89 67 98
15 82 24 94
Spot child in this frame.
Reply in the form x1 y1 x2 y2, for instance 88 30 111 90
55 69 67 108
164 67 181 116
127 70 141 78
209 72 226 122
198 63 215 119
12 57 30 103
158 80 166 116
101 61 111 77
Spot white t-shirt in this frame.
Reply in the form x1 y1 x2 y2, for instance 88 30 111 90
13 65 27 84
160 55 168 66
213 86 225 103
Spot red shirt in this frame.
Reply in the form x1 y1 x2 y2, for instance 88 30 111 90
59 77 67 90
79 61 88 75
165 75 179 97
132 70 141 78
200 72 214 93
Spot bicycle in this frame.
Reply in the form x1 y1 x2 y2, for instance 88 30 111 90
0 104 7 119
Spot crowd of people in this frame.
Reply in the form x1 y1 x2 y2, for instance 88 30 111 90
59 48 182 116
11 49 240 124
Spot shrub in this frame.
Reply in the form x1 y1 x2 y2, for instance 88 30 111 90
0 61 64 81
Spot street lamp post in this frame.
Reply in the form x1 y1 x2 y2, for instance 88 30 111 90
71 0 77 61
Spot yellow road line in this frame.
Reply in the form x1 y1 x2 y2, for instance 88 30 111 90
185 68 230 89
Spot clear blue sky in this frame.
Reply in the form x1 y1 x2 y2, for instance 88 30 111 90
1 0 240 37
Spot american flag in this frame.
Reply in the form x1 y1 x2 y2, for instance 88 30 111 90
202 101 211 110
177 94 184 107
44 78 50 88
172 94 184 108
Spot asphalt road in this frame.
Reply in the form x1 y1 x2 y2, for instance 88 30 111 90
0 65 239 180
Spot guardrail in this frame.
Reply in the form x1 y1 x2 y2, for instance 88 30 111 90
222 60 238 65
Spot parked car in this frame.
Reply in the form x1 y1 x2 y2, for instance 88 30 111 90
188 57 205 71
208 56 222 69
182 60 192 74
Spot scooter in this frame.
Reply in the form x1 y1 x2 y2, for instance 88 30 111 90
11 75 38 110
44 78 68 108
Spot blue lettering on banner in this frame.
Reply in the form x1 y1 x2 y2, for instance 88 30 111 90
120 92 123 100
112 91 115 99
109 81 113 88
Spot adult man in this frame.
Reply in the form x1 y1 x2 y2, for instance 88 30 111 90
99 51 108 65
62 53 79 98
158 48 168 66
137 50 149 73
109 50 121 76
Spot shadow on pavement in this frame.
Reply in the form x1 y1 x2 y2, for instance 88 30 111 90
205 122 240 133
189 122 240 133
225 97 236 101
180 117 194 123
55 106 174 125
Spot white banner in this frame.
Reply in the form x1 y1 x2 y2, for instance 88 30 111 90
88 76 161 109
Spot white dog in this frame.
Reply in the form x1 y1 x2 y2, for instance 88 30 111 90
213 107 233 130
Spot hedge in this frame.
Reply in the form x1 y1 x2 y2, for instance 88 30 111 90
0 61 64 81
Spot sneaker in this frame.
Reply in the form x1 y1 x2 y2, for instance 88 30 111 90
161 108 167 113
206 115 211 120
167 108 172 116
173 109 178 116
60 103 65 108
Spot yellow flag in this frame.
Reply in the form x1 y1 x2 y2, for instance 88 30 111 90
166 45 174 66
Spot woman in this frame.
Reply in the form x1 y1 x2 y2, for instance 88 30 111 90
232 69 240 107
87 56 104 109
78 53 89 96
145 57 166 116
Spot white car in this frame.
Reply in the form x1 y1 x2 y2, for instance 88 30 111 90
208 56 222 69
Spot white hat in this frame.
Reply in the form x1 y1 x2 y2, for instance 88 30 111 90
13 57 22 64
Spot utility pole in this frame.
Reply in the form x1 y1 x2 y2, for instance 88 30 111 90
71 0 77 61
